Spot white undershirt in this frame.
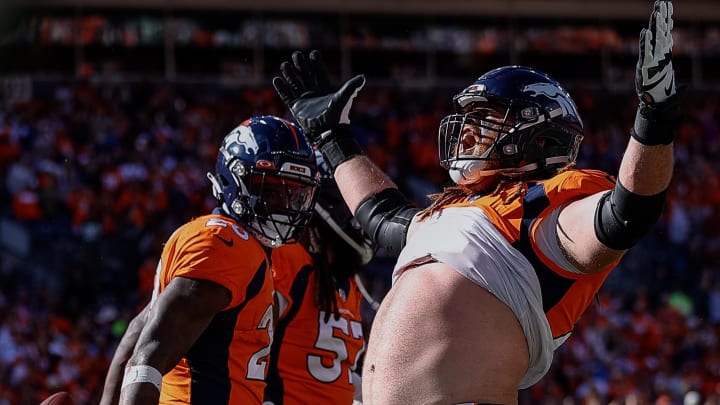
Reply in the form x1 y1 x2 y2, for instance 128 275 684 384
532 204 584 274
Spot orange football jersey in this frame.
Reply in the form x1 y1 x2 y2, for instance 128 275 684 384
151 213 275 404
265 243 365 405
447 169 618 339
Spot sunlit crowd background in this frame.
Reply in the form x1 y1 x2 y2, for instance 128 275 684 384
1 3 720 404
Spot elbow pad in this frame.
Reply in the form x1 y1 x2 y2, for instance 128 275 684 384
594 180 667 250
354 188 420 258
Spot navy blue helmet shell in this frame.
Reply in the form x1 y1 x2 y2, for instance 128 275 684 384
439 66 584 184
209 116 320 247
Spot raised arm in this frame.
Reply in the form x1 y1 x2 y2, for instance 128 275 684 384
273 51 419 256
118 277 231 404
557 0 678 273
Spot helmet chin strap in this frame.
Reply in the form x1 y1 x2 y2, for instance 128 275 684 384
449 160 492 185
450 157 555 185
255 215 298 248
253 230 279 248
245 218 281 248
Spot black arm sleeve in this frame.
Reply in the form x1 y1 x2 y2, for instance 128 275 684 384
354 188 420 258
594 179 667 250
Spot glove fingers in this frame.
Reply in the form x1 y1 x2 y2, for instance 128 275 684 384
637 28 646 66
291 51 314 90
651 1 674 51
651 12 660 56
309 50 331 90
666 2 674 48
637 0 675 103
280 60 306 99
655 2 668 58
642 29 653 66
272 76 294 105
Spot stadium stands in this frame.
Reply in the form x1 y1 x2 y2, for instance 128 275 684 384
1 4 720 404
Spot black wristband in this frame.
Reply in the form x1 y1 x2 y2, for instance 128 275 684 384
631 95 680 146
318 124 363 170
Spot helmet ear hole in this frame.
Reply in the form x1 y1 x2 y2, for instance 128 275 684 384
536 134 559 148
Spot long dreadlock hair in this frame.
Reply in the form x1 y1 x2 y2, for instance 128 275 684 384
303 216 366 323
308 151 376 322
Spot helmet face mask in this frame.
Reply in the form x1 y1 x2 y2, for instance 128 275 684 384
209 116 320 247
439 66 584 186
244 172 318 246
440 105 510 177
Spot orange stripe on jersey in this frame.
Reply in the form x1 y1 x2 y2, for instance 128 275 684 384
155 214 275 404
448 170 617 339
267 243 365 405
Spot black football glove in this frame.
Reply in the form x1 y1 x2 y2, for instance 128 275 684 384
273 50 365 169
633 0 679 146
636 0 675 104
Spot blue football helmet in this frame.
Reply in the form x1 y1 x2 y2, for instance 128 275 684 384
207 116 320 247
313 151 375 264
439 66 584 185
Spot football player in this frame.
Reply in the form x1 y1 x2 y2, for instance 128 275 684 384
271 1 678 404
100 116 320 404
264 152 375 405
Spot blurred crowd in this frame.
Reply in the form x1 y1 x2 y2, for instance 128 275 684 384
0 79 719 404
